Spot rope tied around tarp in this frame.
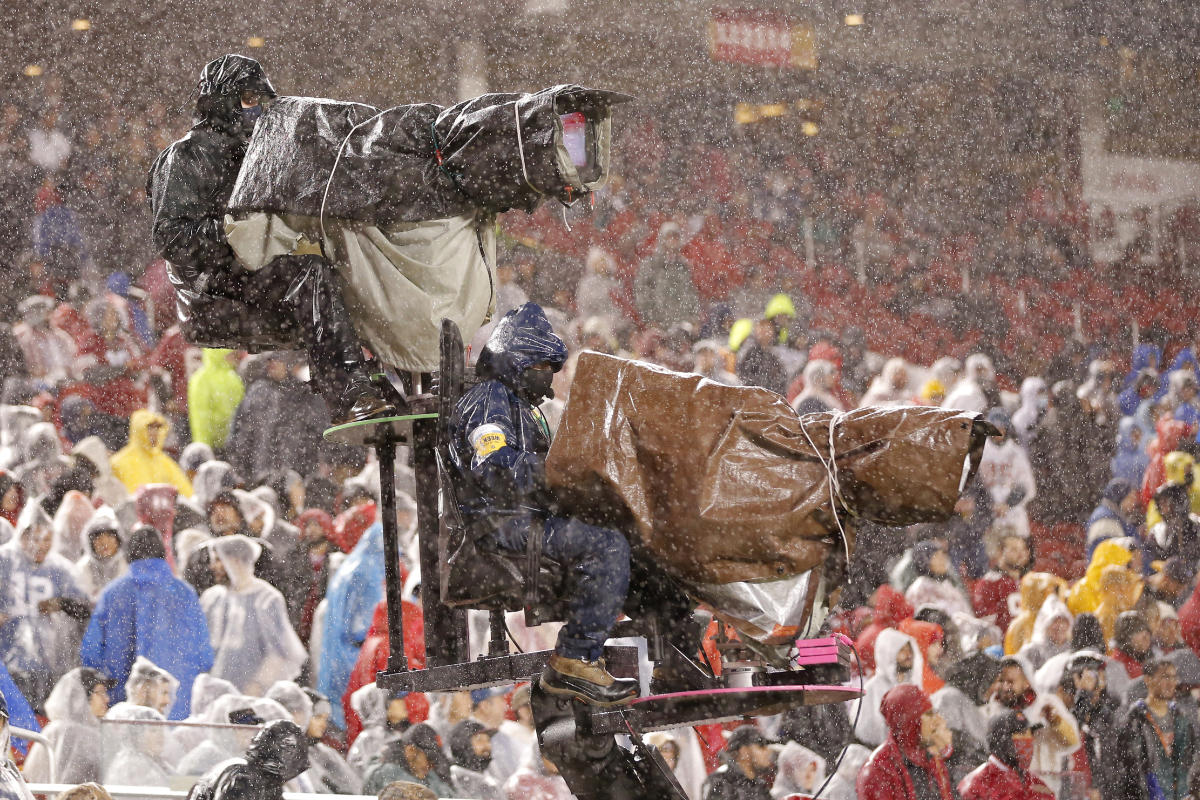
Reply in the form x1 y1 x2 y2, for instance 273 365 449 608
798 410 856 566
429 121 474 202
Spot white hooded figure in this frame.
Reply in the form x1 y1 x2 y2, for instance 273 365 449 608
199 535 307 694
13 422 73 497
1018 594 1074 672
111 656 178 717
265 681 313 730
1011 377 1049 447
191 461 239 513
50 490 96 564
642 729 707 800
859 358 914 408
821 743 871 800
164 673 240 766
345 684 391 773
301 690 363 795
101 703 174 787
851 628 925 747
943 353 995 413
0 406 43 472
248 486 301 561
771 741 826 799
22 667 109 784
72 506 128 601
977 409 1037 539
0 691 34 800
175 695 290 778
71 436 130 509
0 500 89 699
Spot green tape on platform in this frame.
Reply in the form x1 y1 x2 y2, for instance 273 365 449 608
323 413 439 439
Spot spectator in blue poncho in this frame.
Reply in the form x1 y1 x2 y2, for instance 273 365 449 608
1111 416 1151 487
316 513 393 730
0 661 38 755
80 525 213 719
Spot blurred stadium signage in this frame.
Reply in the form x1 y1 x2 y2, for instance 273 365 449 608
708 8 817 70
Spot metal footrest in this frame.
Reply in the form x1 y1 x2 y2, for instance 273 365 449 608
376 645 640 694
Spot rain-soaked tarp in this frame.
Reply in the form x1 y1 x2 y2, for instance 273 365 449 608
227 85 627 225
545 353 993 641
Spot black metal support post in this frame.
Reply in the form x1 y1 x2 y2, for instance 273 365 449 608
376 433 408 674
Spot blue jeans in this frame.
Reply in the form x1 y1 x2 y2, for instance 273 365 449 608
493 516 630 661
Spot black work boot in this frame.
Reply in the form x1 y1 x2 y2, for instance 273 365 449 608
539 654 640 707
333 372 395 426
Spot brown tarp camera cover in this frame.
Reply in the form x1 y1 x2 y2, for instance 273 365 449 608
546 352 992 593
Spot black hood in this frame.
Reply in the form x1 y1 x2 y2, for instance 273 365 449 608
246 719 309 780
475 303 567 389
195 54 276 135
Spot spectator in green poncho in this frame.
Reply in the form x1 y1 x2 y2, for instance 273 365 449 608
188 349 244 450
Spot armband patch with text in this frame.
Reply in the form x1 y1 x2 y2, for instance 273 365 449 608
469 424 507 460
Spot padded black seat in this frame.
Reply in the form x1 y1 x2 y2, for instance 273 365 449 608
435 318 566 625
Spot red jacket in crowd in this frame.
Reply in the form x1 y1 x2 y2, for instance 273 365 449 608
958 757 1053 800
856 586 914 674
343 600 427 745
857 685 954 800
971 571 1020 633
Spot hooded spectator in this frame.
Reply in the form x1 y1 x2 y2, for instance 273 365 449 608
853 628 925 746
944 354 998 413
1011 377 1049 447
344 600 428 746
0 687 34 800
855 584 915 674
71 436 129 508
13 421 73 496
188 349 244 451
179 442 215 481
1004 572 1066 655
1111 611 1154 681
0 499 90 705
12 295 76 386
1142 417 1195 506
363 723 454 798
72 507 127 600
1068 540 1134 616
575 247 620 324
1087 478 1140 558
449 719 502 800
50 489 98 563
860 358 913 407
770 741 825 800
201 719 310 800
933 650 1001 779
791 359 843 415
226 352 329 480
193 460 239 511
821 743 870 800
22 667 112 784
1112 416 1151 486
905 540 973 618
59 395 126 450
857 684 955 800
634 221 700 330
101 703 174 787
1095 565 1145 644
346 685 406 772
978 407 1037 538
81 525 212 719
200 535 306 694
317 519 386 729
300 689 362 795
291 508 334 642
110 409 192 496
987 655 1080 792
957 710 1051 800
1017 594 1073 672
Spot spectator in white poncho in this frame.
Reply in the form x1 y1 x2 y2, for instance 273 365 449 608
71 507 127 601
101 703 174 787
23 667 112 784
199 535 306 694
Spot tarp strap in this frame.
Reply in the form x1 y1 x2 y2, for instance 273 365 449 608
799 412 854 565
430 122 473 201
514 103 546 198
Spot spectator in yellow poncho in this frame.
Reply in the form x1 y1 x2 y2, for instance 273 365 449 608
1067 539 1134 616
1004 571 1067 655
110 409 193 497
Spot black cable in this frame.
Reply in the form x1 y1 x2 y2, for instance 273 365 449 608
503 615 526 654
806 639 864 799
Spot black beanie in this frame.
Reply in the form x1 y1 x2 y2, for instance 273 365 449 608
126 525 166 562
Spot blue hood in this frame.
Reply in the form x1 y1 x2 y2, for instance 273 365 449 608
476 302 567 386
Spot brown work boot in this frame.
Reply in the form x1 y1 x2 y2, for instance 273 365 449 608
333 376 395 425
539 654 640 707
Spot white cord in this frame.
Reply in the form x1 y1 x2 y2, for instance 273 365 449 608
319 108 390 249
514 103 545 197
799 411 853 566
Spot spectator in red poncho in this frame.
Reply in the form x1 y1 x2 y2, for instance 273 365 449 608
1141 417 1195 506
856 585 915 674
294 509 335 644
958 710 1051 800
857 684 955 800
343 600 427 745
329 482 377 554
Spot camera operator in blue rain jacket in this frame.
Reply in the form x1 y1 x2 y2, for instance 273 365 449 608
448 303 639 707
